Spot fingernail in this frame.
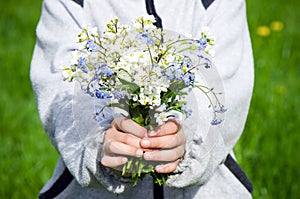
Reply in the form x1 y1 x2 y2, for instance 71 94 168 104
155 165 164 172
143 152 152 160
148 130 157 137
122 157 128 164
141 139 150 147
136 149 143 157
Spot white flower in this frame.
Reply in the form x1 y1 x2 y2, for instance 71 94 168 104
156 104 167 112
132 94 138 101
206 49 216 57
132 15 157 32
201 26 215 45
90 27 99 37
152 96 161 106
118 24 131 32
154 112 169 125
70 51 81 65
143 15 156 23
138 93 150 105
78 26 89 42
61 66 75 81
102 32 116 43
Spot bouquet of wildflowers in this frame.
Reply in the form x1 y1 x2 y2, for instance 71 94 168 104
62 16 226 186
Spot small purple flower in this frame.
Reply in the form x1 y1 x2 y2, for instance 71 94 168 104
181 104 192 118
78 57 86 67
95 90 112 99
85 90 95 97
159 104 167 111
183 72 195 86
77 57 88 73
174 66 183 80
186 109 192 118
198 55 212 68
182 75 190 85
95 63 105 75
101 66 113 77
198 37 207 50
89 79 100 88
113 90 125 99
181 56 192 68
215 106 227 113
94 112 107 123
86 40 99 52
136 30 154 45
211 118 223 125
189 72 195 82
95 64 113 77
165 68 175 80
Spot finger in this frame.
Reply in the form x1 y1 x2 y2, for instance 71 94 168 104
106 129 142 149
141 130 185 149
155 159 181 173
148 120 181 137
143 145 185 162
113 118 147 138
101 155 128 168
104 140 144 157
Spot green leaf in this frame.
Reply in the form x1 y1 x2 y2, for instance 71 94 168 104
169 101 186 110
118 77 139 92
169 80 186 92
132 114 145 125
107 102 126 109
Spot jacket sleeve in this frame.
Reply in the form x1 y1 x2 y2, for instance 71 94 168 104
30 0 134 193
166 0 254 187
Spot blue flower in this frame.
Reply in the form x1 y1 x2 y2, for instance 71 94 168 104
94 112 107 123
101 66 113 77
89 79 99 88
95 90 112 99
197 55 212 68
182 75 190 85
113 90 125 99
165 68 175 80
172 64 183 80
174 70 183 80
85 90 95 97
181 56 192 68
186 109 192 118
183 72 195 86
86 40 99 52
78 57 86 67
95 64 104 75
211 118 223 125
136 30 154 45
215 106 227 113
189 72 195 82
198 37 207 50
78 57 88 73
181 104 192 118
95 64 113 77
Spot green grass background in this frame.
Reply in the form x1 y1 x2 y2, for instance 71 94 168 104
0 0 299 198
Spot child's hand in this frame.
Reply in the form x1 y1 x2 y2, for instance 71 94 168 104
101 118 186 175
101 118 146 168
140 120 186 174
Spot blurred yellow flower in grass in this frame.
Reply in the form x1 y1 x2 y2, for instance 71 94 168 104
275 85 286 95
257 26 271 37
257 20 284 37
270 21 284 32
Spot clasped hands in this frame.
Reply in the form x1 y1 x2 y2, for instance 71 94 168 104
101 118 186 174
